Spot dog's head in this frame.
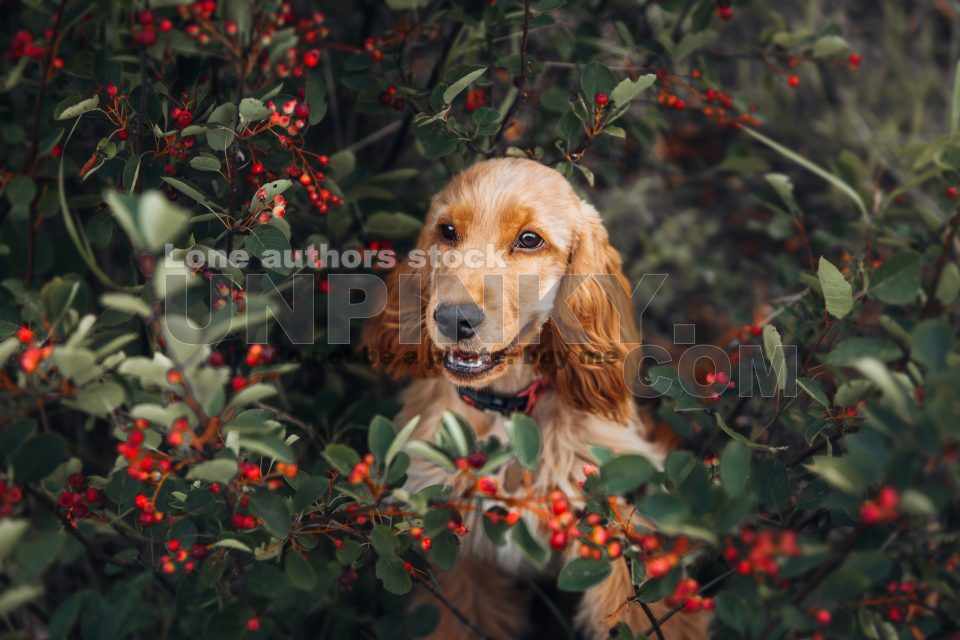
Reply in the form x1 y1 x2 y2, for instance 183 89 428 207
364 158 639 421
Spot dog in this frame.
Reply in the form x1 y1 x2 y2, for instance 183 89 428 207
364 158 709 639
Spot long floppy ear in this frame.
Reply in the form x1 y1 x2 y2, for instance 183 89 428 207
534 204 640 423
362 256 439 380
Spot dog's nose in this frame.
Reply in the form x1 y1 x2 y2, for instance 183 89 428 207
434 303 485 341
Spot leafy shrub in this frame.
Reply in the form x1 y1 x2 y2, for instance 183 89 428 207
0 1 958 639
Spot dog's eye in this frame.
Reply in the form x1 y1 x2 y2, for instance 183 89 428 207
438 223 458 243
515 231 544 250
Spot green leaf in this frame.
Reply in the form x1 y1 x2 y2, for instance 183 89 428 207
12 434 68 483
328 150 356 180
249 491 291 538
911 318 953 372
472 107 501 135
0 584 42 616
365 211 423 239
610 74 656 107
806 455 865 494
798 377 830 408
306 71 328 125
714 412 786 452
226 383 277 411
935 262 960 305
106 189 190 252
762 324 787 391
0 519 29 563
209 538 253 553
580 61 616 101
161 177 224 212
56 95 99 120
506 413 541 469
64 382 125 417
368 415 395 464
189 154 221 172
599 455 655 494
405 440 455 472
558 558 612 591
428 530 459 570
443 67 487 104
719 441 751 497
812 35 850 58
321 445 359 478
818 257 853 319
869 252 923 305
285 551 318 590
206 102 237 151
236 434 294 463
244 225 291 271
376 555 412 595
185 458 237 484
743 126 867 218
100 292 151 317
239 98 271 125
824 338 902 367
386 416 420 468
509 519 547 569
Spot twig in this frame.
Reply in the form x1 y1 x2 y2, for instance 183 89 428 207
417 576 491 640
639 602 666 640
491 0 531 151
638 569 734 637
922 212 960 317
381 22 464 171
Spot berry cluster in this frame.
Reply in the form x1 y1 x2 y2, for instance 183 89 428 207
8 30 62 69
118 419 173 481
232 493 259 530
724 527 800 578
859 486 900 525
57 474 101 526
134 492 165 526
0 478 23 518
378 85 405 111
665 577 715 613
348 454 377 484
159 538 208 574
16 325 54 374
641 535 689 578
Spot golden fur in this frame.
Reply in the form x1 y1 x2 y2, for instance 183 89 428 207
364 158 709 639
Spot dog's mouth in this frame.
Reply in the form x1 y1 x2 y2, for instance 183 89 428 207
442 348 508 379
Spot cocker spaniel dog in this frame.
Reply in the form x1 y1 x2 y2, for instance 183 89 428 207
364 158 708 639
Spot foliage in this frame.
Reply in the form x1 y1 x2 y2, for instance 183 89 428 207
0 1 959 639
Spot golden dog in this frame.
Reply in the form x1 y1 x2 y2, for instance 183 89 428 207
364 158 709 639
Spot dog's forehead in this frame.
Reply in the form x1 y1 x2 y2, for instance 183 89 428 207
429 159 580 244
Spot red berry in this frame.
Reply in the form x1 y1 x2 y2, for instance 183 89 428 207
716 6 733 20
736 560 752 575
814 609 832 626
549 530 568 550
877 486 900 511
421 537 432 552
208 351 225 367
117 128 128 140
860 501 882 524
303 49 321 68
16 325 35 344
594 92 609 107
159 19 173 32
245 617 261 631
787 75 800 88
250 161 265 175
138 10 154 25
231 375 249 391
947 186 958 200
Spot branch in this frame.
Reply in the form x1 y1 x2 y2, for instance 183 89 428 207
639 569 734 637
491 0 531 151
639 602 666 640
417 576 491 640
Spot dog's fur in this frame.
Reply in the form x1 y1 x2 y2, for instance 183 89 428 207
364 158 709 639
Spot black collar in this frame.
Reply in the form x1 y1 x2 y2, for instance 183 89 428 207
456 379 549 416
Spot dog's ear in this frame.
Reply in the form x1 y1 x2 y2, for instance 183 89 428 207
535 204 640 423
362 258 438 379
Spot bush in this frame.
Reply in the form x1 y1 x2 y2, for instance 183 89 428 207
0 1 958 638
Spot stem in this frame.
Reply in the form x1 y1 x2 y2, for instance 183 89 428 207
639 602 666 640
491 0 531 151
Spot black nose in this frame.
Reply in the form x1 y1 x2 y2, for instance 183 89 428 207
434 303 485 341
